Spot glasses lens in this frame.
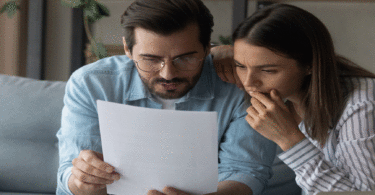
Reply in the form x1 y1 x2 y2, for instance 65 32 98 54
137 59 162 72
174 57 202 71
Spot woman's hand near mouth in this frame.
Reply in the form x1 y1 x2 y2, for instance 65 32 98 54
245 89 306 151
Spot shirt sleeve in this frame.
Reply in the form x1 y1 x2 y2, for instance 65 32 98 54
56 72 103 194
278 101 375 195
218 99 277 195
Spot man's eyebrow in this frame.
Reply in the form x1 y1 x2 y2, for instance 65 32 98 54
139 51 198 59
234 60 280 68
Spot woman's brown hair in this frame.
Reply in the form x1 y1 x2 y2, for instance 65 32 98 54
233 3 375 145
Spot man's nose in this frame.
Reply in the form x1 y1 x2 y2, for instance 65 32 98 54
159 60 179 80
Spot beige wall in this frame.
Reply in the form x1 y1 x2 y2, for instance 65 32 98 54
43 0 73 81
43 0 375 81
287 1 375 74
0 0 28 77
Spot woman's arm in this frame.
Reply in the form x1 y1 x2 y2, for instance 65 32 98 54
279 100 375 194
210 45 243 89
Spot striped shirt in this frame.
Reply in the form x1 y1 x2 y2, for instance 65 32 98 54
278 77 375 195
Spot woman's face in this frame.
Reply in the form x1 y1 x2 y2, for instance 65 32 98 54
234 39 310 103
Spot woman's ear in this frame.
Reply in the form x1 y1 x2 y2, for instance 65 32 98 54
123 37 132 59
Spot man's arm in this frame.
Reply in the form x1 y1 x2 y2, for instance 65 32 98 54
148 181 252 195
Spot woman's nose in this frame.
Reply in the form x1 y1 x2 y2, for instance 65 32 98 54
243 71 262 88
159 60 178 80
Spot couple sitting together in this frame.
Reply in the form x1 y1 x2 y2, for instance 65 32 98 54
57 0 375 194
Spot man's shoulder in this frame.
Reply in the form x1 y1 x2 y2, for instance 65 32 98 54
66 55 139 99
71 55 134 80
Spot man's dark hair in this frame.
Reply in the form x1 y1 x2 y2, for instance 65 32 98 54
121 0 214 53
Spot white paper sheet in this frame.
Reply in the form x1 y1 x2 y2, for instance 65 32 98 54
97 100 218 195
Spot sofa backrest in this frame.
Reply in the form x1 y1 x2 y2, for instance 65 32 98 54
0 74 66 193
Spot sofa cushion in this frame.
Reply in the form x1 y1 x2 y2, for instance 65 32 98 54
0 75 66 193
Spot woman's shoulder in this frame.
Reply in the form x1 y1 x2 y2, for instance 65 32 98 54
335 77 375 140
341 77 375 105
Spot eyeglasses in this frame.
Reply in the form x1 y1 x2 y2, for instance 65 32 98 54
133 56 205 72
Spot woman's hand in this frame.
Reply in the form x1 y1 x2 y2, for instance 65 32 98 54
246 90 305 151
211 45 243 89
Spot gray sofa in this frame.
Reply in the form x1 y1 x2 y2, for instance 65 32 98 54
0 74 301 195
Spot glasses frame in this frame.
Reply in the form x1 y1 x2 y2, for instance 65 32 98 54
133 56 206 73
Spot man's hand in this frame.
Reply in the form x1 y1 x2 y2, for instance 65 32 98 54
68 150 121 195
147 180 252 195
147 187 191 195
211 45 243 90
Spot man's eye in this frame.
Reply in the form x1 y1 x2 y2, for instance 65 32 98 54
177 56 193 63
143 59 159 63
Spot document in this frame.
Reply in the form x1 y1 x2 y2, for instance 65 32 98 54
97 100 218 195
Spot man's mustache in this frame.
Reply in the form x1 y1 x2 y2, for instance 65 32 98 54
155 78 186 84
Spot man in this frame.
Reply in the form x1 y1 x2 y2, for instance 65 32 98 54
56 0 276 194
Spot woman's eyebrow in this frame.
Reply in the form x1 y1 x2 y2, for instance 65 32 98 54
234 60 280 68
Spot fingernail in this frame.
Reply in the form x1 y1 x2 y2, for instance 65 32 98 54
106 167 113 173
113 174 121 180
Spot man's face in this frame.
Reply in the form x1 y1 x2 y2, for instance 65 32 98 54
123 24 208 99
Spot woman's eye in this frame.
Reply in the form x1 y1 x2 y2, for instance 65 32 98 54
235 64 246 69
262 69 276 73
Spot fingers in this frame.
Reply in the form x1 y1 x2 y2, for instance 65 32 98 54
163 187 190 195
223 63 236 84
250 92 275 109
72 150 121 188
80 150 114 173
245 114 254 127
147 190 166 195
250 97 266 114
147 187 191 195
211 45 236 84
214 61 229 83
70 173 107 192
71 161 118 184
270 89 288 110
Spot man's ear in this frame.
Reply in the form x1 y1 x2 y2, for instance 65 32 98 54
123 37 132 59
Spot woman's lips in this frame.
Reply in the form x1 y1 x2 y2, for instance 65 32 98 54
247 91 271 98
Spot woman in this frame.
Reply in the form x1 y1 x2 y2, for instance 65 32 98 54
214 3 375 195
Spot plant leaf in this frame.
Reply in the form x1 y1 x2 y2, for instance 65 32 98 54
83 1 100 24
61 0 85 8
0 2 20 18
219 35 233 45
90 38 107 59
96 2 109 17
0 4 8 14
83 1 109 24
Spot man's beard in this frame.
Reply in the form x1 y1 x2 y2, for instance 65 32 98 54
139 73 202 99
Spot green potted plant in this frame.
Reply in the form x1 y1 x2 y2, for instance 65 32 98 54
1 0 110 61
0 0 20 18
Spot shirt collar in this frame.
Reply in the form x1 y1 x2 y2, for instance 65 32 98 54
125 55 215 102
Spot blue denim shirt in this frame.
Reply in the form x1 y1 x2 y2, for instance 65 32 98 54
56 55 276 195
